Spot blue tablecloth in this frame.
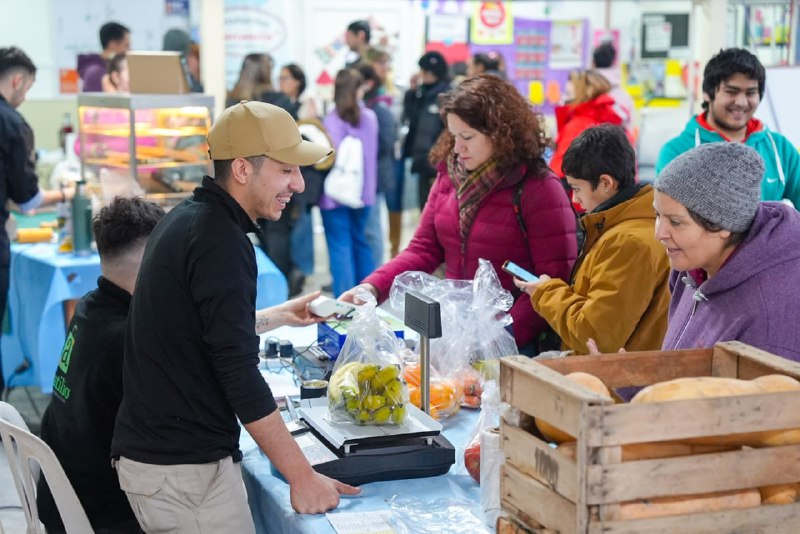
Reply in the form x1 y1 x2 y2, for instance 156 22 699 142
240 404 484 534
2 243 101 392
1 243 288 392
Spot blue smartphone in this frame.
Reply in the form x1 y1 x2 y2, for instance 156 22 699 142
502 260 539 283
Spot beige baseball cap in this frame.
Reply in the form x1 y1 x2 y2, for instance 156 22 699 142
207 101 333 165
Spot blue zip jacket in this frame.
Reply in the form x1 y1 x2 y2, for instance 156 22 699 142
656 115 800 208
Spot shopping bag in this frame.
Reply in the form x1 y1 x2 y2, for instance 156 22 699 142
327 288 409 426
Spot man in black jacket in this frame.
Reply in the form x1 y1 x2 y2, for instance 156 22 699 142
0 47 73 396
37 197 165 534
403 51 451 207
111 102 359 533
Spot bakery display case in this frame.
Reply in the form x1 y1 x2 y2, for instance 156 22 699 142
77 93 214 206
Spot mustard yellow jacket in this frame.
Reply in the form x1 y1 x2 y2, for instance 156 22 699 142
531 185 670 354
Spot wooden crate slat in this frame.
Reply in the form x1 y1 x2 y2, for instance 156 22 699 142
538 349 712 388
587 501 800 534
502 422 579 502
718 341 800 380
586 444 800 504
575 408 596 532
500 358 611 439
592 444 622 521
501 343 800 533
711 345 739 378
739 356 800 380
499 507 554 533
586 391 800 446
502 463 578 534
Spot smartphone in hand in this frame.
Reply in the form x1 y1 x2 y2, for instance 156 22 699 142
502 260 539 283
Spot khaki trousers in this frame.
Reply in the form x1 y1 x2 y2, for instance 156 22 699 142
115 456 255 534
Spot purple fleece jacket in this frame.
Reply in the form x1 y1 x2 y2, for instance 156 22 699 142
662 202 800 361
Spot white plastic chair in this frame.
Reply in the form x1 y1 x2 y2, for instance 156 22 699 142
0 401 93 533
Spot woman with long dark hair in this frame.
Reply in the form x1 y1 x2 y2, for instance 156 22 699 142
319 69 379 296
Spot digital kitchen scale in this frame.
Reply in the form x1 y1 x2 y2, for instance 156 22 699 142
271 291 455 486
275 397 455 486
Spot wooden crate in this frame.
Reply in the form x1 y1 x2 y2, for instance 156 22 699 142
499 341 800 534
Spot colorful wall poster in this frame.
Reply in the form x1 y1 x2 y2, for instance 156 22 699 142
427 13 469 43
426 13 471 64
225 0 292 89
513 19 550 88
470 1 513 45
550 19 587 70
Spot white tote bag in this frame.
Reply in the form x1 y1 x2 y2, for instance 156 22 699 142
323 135 365 209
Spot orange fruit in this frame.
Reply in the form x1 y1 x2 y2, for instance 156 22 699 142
409 386 421 408
403 364 421 387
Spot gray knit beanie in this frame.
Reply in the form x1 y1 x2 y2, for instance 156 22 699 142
654 142 764 233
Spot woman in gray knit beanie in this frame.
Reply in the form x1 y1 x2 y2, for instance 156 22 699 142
653 141 800 360
653 142 763 277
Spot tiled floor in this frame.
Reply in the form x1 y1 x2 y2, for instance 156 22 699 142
0 202 422 533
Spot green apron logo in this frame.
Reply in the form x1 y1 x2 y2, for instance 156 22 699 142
58 325 77 373
54 325 76 400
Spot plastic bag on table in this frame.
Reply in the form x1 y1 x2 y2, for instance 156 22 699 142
389 260 518 410
442 260 517 407
327 288 409 426
457 380 502 481
445 259 516 363
400 350 462 420
387 495 490 534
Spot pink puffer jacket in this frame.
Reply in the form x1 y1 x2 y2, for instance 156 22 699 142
363 163 578 349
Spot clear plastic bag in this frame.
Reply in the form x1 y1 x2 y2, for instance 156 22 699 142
387 495 490 534
400 352 462 420
327 288 409 426
457 381 501 481
390 260 518 411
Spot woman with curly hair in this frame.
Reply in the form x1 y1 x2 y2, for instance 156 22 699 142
342 74 578 353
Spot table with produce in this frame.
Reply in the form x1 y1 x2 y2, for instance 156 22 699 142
241 261 515 533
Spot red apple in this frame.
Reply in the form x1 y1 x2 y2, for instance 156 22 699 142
464 440 481 483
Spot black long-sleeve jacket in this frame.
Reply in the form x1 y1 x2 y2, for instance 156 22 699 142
0 94 40 265
112 176 277 464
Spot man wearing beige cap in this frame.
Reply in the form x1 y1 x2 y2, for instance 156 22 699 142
111 102 358 533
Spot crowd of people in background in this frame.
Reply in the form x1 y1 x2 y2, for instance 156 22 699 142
67 18 651 301
4 13 800 533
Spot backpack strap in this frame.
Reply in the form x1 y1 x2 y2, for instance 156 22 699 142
513 179 527 238
514 176 586 251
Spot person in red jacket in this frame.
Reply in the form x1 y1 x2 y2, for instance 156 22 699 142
342 75 578 353
550 70 630 208
550 70 623 177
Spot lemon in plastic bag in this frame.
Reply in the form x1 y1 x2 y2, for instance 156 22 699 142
327 288 410 426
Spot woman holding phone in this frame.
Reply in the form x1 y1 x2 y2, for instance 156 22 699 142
515 125 671 354
342 75 578 353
